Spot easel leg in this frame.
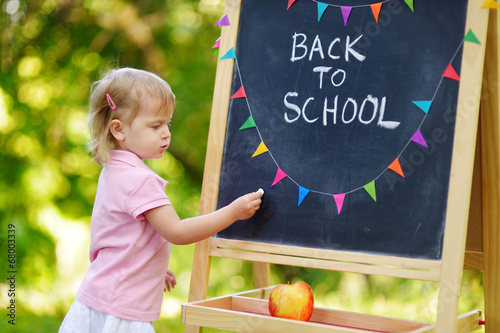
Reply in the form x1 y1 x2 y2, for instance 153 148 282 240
185 239 212 333
481 8 500 333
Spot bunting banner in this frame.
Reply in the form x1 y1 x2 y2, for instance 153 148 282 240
464 29 481 44
388 159 405 178
213 0 483 215
289 0 416 24
212 37 221 49
239 116 256 130
219 47 236 59
482 0 500 9
272 168 288 186
413 101 433 114
371 3 383 22
443 64 461 81
214 14 230 26
333 194 346 215
230 86 247 99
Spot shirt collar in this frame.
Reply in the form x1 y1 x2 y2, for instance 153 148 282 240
108 150 148 169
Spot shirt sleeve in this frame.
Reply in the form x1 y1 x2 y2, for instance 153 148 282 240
125 171 171 221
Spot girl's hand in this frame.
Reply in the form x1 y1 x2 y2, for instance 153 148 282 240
146 189 263 245
229 191 263 221
164 269 177 292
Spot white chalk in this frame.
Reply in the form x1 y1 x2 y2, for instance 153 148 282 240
256 188 264 196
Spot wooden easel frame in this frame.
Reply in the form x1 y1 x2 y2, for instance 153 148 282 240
183 1 499 332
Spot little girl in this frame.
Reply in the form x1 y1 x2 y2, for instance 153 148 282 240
59 68 262 332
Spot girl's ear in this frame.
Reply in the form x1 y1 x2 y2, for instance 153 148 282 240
109 119 126 142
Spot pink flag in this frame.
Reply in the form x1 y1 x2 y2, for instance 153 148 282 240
272 168 287 186
212 38 221 49
333 194 346 215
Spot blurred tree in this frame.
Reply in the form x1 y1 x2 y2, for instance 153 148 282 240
0 0 226 331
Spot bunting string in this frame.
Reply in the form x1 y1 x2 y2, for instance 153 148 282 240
213 1 482 214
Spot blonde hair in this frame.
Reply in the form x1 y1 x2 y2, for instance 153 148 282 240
87 68 176 165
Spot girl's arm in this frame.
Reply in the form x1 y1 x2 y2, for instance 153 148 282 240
144 191 263 245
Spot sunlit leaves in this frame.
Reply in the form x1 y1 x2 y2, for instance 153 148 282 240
17 55 44 77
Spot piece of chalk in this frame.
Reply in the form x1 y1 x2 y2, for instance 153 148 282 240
257 188 264 195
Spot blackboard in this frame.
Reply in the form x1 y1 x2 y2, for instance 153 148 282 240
215 0 470 260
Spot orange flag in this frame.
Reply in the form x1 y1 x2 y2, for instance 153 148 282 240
388 158 405 178
370 3 383 23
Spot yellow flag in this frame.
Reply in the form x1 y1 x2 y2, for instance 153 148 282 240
482 0 500 8
251 141 269 157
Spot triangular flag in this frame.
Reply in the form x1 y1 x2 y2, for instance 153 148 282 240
220 48 236 60
239 116 256 130
333 194 346 215
214 15 230 26
213 49 219 56
388 158 405 178
230 86 247 99
443 64 460 81
464 29 481 44
287 0 297 10
412 100 432 114
298 187 310 206
251 141 269 157
272 168 287 186
364 181 377 202
341 6 352 26
212 38 221 49
403 0 414 11
370 3 383 23
317 2 329 21
411 129 429 148
482 0 500 8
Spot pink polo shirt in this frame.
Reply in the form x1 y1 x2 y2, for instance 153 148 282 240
77 150 172 322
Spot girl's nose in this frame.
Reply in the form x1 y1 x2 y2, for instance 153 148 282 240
162 126 171 139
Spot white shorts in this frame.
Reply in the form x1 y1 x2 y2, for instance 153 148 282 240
59 299 156 333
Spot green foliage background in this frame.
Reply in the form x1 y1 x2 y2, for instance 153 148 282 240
0 0 484 332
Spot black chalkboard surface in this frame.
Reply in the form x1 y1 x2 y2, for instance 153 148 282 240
215 0 469 260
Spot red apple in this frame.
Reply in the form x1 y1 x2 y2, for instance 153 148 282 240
268 281 314 321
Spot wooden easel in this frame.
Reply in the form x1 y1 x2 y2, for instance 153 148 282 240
464 5 500 332
182 1 499 332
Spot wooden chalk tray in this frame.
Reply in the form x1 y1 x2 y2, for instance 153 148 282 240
181 287 482 333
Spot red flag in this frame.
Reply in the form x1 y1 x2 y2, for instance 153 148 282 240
230 86 247 99
443 64 460 81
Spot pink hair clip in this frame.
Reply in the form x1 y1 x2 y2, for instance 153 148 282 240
106 93 117 110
